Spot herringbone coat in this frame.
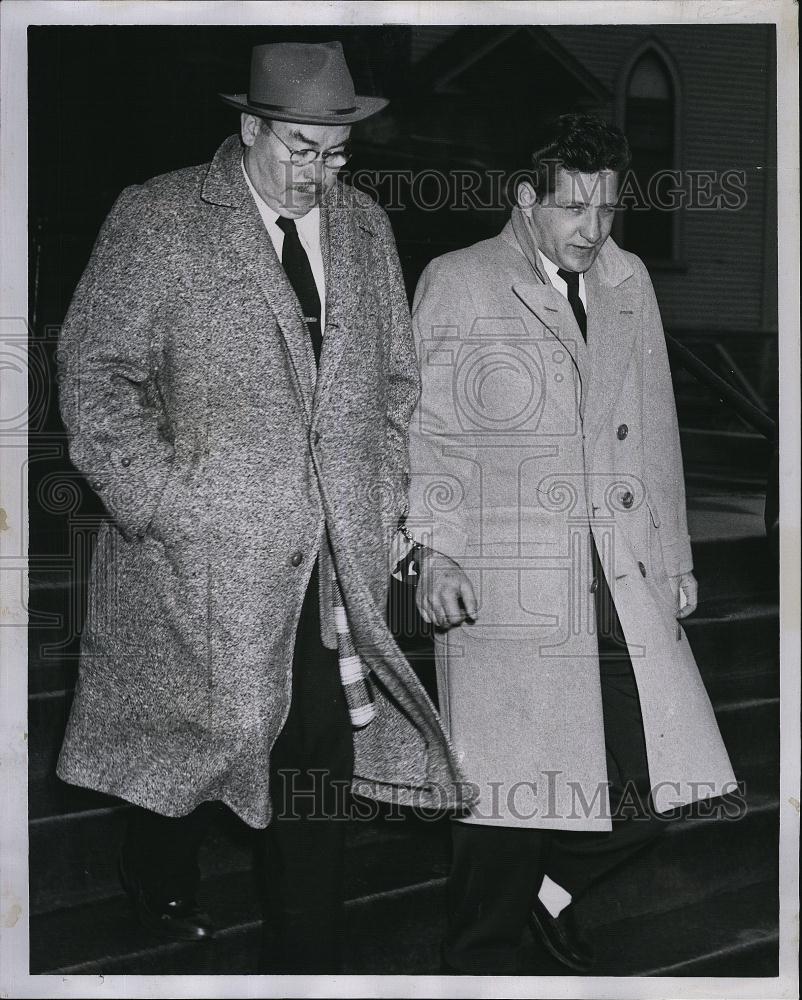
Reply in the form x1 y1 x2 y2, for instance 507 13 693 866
57 135 469 828
407 209 736 830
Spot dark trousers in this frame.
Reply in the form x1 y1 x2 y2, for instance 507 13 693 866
122 560 354 973
444 541 664 974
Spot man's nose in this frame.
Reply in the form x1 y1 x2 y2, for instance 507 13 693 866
297 159 321 184
580 210 601 243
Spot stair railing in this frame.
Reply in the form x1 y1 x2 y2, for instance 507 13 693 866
665 334 778 554
665 334 777 442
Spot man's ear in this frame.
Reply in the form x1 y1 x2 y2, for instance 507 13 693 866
241 113 259 147
516 180 538 215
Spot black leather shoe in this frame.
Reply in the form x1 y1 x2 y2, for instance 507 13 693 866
118 853 215 942
528 898 594 972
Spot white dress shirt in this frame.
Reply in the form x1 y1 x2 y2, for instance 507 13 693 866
241 159 326 332
537 249 587 311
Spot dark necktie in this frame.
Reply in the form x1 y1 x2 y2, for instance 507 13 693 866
557 268 587 343
276 215 322 364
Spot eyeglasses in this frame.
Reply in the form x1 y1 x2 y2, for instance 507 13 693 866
263 122 350 168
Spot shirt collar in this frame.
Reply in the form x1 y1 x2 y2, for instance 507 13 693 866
537 249 586 299
538 249 564 287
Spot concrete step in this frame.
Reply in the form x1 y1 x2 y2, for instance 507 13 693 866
682 595 778 697
689 498 776 601
680 427 773 473
587 878 778 977
30 827 779 976
29 796 449 917
692 537 776 601
28 687 75 785
686 468 768 492
714 695 779 774
28 575 81 695
30 809 451 971
578 790 778 933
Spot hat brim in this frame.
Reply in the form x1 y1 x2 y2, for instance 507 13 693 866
219 92 388 124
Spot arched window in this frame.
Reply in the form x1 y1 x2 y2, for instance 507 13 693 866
622 47 678 263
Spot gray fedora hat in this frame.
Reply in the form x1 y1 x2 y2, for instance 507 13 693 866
219 40 388 124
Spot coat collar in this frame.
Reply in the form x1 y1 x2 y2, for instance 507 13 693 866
201 135 375 424
201 134 249 209
505 207 639 427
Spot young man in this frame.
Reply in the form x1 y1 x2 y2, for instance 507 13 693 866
407 114 736 974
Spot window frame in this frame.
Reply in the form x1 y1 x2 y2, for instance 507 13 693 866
615 39 685 270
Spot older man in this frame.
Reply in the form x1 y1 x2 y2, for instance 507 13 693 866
56 41 467 973
407 114 736 974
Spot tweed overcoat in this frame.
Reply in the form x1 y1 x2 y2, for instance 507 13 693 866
56 135 470 828
406 210 736 831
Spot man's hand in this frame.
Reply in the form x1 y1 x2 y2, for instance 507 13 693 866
670 571 698 619
416 548 479 630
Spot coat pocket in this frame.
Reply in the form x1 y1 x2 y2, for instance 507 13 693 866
147 452 206 567
646 499 672 596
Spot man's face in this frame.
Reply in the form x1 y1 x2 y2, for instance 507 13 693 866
522 166 619 273
241 114 351 218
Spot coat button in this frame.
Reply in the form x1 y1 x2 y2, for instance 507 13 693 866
590 577 599 594
617 423 629 440
621 491 634 509
120 456 131 467
290 550 304 567
638 561 647 577
312 430 321 445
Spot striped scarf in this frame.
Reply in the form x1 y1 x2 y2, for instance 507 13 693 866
331 573 376 728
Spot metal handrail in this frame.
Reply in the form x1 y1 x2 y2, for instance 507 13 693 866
665 334 777 442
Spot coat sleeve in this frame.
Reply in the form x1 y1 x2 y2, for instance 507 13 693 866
58 185 176 541
374 207 421 523
639 259 694 577
406 257 480 561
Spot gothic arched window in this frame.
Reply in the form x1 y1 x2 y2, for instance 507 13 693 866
622 47 679 263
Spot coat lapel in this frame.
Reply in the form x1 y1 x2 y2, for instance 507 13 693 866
582 243 638 432
512 280 591 402
507 209 591 408
312 187 365 421
202 136 317 419
505 209 639 430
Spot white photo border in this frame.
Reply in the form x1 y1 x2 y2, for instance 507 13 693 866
1 2 798 998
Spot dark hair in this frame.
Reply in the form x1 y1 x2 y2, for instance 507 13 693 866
529 114 631 197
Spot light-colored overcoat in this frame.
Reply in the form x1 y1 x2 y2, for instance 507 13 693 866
57 135 470 829
407 209 736 831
